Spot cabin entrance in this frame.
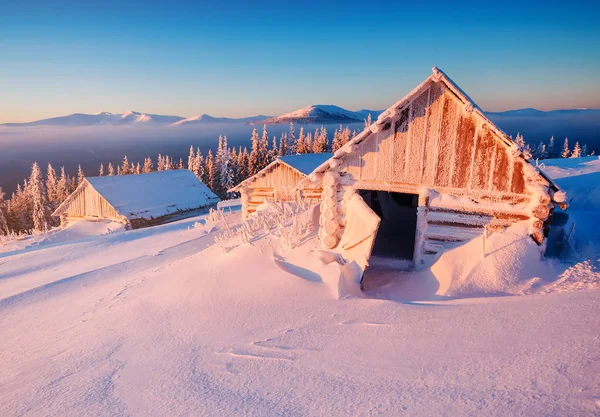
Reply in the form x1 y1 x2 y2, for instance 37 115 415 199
357 190 418 261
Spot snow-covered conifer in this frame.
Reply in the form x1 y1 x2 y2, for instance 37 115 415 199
571 141 581 158
548 136 555 158
206 150 216 192
296 127 306 154
108 162 115 176
248 128 261 176
157 154 165 171
77 165 85 185
0 187 8 235
515 133 526 151
581 144 588 157
195 147 205 182
122 155 131 175
136 162 142 174
364 113 372 128
288 123 296 154
305 132 313 153
143 157 153 173
561 138 570 158
29 162 49 232
188 146 196 172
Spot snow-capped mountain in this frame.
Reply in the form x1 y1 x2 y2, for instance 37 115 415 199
0 111 184 127
485 108 600 118
259 105 384 125
172 114 273 126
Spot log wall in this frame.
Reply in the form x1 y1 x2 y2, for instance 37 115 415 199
60 183 122 221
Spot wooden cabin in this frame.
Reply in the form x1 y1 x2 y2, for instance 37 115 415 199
301 67 567 276
52 170 220 229
229 153 332 219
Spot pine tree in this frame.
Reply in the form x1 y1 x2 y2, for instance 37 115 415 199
108 162 115 176
206 150 216 192
45 164 59 224
248 128 261 176
121 156 131 175
561 138 570 158
29 162 49 232
296 127 306 154
548 136 555 158
305 132 313 153
238 147 249 182
571 141 581 158
288 122 296 154
342 127 351 146
0 187 8 235
136 162 142 174
269 136 278 163
178 158 184 170
77 165 85 186
260 125 269 169
581 144 588 157
332 125 343 152
515 133 525 151
278 132 288 156
187 146 196 173
195 147 205 182
117 166 122 176
364 113 372 128
99 163 104 177
312 127 329 153
143 157 153 173
157 154 165 171
57 167 69 202
218 136 234 198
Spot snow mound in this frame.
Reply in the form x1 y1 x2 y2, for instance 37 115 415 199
431 222 552 297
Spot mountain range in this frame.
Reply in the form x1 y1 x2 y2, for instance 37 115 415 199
1 106 599 128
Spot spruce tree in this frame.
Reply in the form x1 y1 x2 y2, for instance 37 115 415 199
206 150 216 192
29 162 49 232
178 158 184 170
548 136 555 158
99 163 104 177
260 125 269 169
571 141 581 158
279 133 288 156
248 128 261 176
157 154 165 171
136 162 142 174
77 165 85 186
187 146 196 173
122 156 131 175
582 144 588 157
108 162 115 176
288 122 296 154
143 157 153 173
0 187 8 235
561 138 570 158
195 147 205 182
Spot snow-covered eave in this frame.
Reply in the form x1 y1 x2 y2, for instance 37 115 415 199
299 66 565 200
229 158 308 193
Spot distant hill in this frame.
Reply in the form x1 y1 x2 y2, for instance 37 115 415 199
0 111 184 127
258 105 383 125
173 114 272 126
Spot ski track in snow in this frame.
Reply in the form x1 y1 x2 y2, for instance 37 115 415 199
0 159 599 416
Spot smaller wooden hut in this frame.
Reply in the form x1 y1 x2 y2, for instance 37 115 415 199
52 170 220 229
230 153 332 219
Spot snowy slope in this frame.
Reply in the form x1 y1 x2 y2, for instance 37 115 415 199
261 105 383 125
0 111 183 127
0 160 599 416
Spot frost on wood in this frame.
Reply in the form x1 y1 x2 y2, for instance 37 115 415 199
304 67 565 266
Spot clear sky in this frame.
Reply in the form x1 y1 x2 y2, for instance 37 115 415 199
1 0 599 122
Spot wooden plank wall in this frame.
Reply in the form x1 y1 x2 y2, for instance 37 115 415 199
344 81 528 201
244 163 321 216
62 184 120 220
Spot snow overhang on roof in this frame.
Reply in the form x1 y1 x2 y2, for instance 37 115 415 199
299 66 566 205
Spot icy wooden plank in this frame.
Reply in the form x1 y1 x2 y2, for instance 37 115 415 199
422 82 445 185
406 87 430 184
434 94 460 187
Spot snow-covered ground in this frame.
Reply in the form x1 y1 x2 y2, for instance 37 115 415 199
0 159 599 416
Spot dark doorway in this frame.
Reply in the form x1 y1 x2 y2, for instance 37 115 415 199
357 190 418 260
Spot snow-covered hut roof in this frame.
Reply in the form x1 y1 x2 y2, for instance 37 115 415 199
300 67 564 200
229 153 332 192
53 170 220 220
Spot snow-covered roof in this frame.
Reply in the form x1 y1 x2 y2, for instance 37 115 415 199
54 170 219 220
300 67 563 196
229 153 332 191
278 153 333 175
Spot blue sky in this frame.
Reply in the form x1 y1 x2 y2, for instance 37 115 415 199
1 0 599 122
